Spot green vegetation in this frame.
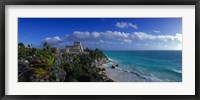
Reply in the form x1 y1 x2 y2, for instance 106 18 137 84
84 48 106 59
59 49 108 82
34 67 47 77
18 42 112 82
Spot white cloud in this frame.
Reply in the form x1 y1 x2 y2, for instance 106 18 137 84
133 32 156 40
73 31 90 39
132 32 182 43
92 32 101 38
103 31 130 40
65 31 182 45
153 30 160 33
116 22 138 29
65 31 132 44
43 31 182 50
44 36 62 45
124 39 132 43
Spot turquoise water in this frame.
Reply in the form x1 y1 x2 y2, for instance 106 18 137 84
103 50 182 82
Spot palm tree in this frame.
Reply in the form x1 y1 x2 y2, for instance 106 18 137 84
43 42 48 48
18 42 25 48
28 44 31 48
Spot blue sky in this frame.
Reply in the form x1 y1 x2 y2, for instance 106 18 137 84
18 18 182 50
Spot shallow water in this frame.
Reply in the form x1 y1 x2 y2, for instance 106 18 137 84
102 50 182 82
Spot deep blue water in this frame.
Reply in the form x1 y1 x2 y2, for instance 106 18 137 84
103 50 182 82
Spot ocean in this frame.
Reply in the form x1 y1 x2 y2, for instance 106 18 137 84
102 50 182 82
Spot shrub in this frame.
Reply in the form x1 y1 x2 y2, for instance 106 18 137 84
60 62 74 73
34 68 47 77
35 50 56 69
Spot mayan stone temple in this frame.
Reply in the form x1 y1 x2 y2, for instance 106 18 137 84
64 42 84 53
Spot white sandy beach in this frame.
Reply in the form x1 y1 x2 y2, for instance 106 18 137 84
98 57 169 82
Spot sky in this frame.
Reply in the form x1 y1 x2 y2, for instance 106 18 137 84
18 18 182 50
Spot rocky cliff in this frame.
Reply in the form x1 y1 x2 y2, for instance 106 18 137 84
18 45 113 82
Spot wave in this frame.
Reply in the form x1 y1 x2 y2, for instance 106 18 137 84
103 51 182 82
128 69 163 82
108 57 115 62
172 69 182 74
163 68 182 75
102 61 163 82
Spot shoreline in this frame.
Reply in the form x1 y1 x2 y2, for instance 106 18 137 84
102 50 182 82
99 58 182 82
97 64 117 82
98 60 151 82
98 57 155 82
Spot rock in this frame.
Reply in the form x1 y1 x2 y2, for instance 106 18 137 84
27 56 33 59
116 64 118 67
124 70 128 72
18 62 28 73
18 60 30 75
49 71 57 81
105 79 113 82
57 69 66 82
111 65 115 69
102 68 106 71
45 80 50 82
77 75 91 82
72 79 78 82
24 60 29 64
18 71 33 82
50 68 66 82
95 59 98 63
98 71 103 75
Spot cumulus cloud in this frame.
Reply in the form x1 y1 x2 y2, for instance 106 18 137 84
133 32 158 40
65 31 132 44
116 22 138 29
132 32 182 43
92 32 101 38
44 36 62 45
73 31 90 39
65 31 182 44
102 31 130 40
102 31 132 43
43 31 182 50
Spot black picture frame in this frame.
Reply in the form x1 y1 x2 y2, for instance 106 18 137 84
0 0 200 100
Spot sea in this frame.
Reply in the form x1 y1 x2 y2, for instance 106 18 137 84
102 50 182 82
